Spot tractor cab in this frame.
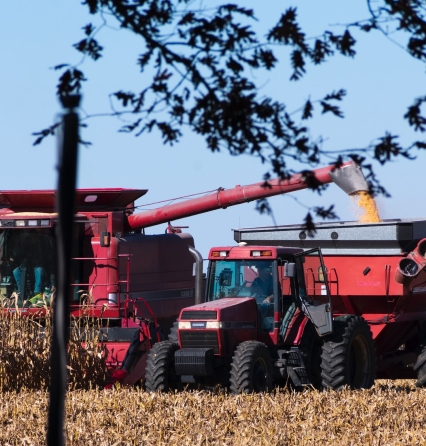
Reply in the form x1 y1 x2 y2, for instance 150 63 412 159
204 246 333 343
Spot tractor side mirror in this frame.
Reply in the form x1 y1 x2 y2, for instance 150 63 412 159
100 231 111 247
284 263 295 278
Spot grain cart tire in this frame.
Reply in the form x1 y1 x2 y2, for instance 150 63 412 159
321 315 376 390
299 320 323 389
413 322 426 387
413 348 426 387
145 341 180 392
168 321 178 343
230 341 273 394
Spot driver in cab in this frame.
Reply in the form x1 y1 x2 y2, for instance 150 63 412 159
250 266 274 304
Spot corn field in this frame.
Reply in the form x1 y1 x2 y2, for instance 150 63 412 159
0 382 425 445
0 303 106 391
0 310 426 445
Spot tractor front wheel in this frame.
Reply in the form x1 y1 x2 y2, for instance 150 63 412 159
230 341 273 394
321 315 376 390
145 341 180 392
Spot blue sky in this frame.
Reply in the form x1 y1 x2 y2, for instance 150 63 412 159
1 1 425 258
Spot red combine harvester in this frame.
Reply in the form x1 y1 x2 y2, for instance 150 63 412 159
146 168 426 392
0 162 359 385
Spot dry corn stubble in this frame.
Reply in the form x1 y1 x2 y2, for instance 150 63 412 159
0 382 426 445
1 300 426 444
0 299 106 392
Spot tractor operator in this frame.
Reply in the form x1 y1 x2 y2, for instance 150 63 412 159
250 266 274 304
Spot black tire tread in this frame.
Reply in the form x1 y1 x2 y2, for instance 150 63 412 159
298 320 323 388
414 322 426 387
320 315 376 390
145 341 179 392
229 341 273 394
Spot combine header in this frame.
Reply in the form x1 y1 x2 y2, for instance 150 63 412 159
0 162 364 385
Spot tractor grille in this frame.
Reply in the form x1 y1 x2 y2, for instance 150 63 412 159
180 331 219 354
181 310 217 320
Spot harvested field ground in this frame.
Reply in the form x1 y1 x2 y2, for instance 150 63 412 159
1 380 426 445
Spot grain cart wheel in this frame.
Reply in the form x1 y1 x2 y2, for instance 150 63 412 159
321 315 376 390
299 320 323 389
230 341 273 394
145 341 179 392
413 348 426 387
413 322 426 387
168 321 178 343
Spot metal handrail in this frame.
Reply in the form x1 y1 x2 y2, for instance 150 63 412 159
70 254 131 307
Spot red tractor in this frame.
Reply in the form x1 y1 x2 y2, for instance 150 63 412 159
146 244 343 392
0 162 360 385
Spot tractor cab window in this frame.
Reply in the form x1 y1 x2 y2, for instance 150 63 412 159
207 259 275 302
206 259 277 332
0 228 56 301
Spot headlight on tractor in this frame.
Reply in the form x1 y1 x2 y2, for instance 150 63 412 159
206 321 222 329
178 321 191 329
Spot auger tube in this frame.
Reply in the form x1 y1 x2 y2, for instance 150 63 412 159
126 161 367 231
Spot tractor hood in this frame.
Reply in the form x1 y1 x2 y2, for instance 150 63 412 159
179 298 258 327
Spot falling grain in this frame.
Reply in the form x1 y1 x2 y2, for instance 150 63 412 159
352 191 381 223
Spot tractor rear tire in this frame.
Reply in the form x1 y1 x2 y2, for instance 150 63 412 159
168 321 178 343
321 315 376 390
299 320 323 389
145 341 180 392
229 341 273 394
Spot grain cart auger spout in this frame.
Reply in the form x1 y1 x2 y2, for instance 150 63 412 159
125 161 368 232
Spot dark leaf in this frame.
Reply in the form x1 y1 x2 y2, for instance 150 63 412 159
303 212 316 237
259 49 277 70
114 91 135 108
324 89 346 101
83 24 94 36
301 170 329 194
82 0 98 14
320 101 344 118
255 198 272 215
302 100 313 120
313 205 338 220
290 50 305 80
73 38 103 60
